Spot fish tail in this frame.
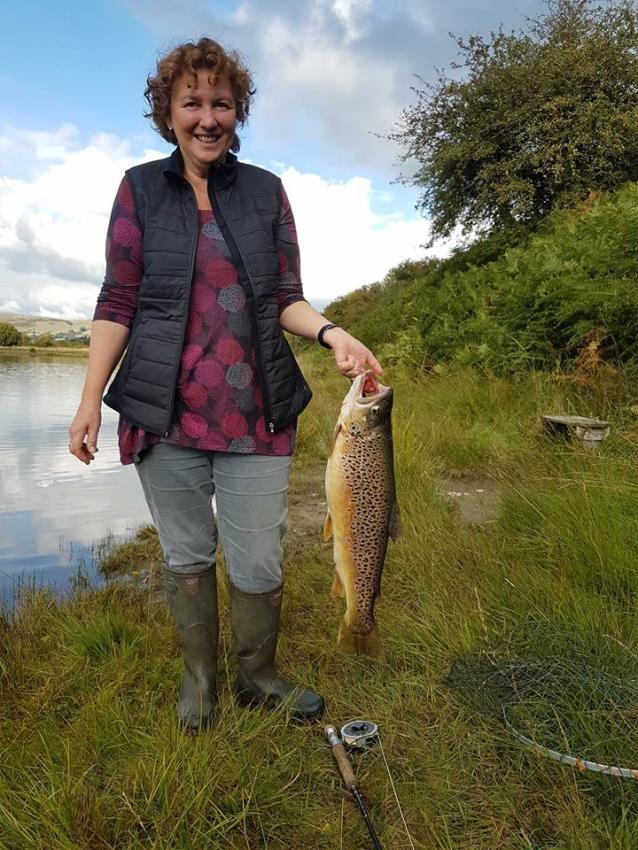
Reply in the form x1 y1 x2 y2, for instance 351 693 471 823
337 618 381 658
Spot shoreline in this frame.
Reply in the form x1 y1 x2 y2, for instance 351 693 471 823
0 345 89 357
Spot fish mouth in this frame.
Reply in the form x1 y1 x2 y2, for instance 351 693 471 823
356 370 389 405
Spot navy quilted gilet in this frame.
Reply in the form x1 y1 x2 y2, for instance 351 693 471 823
103 149 312 435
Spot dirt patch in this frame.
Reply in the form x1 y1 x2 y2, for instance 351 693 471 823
439 476 503 526
287 461 328 543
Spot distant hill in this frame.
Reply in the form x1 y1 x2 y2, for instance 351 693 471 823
0 314 91 341
2 298 335 343
2 300 335 339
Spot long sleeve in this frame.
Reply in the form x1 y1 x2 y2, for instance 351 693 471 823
275 186 307 316
93 175 143 328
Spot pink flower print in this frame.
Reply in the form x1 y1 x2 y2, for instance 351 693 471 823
113 217 141 248
194 358 225 388
216 337 244 365
222 412 248 439
191 282 215 312
181 344 203 370
180 382 208 409
181 412 208 438
205 258 237 288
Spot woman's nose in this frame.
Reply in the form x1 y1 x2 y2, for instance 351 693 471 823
198 106 218 128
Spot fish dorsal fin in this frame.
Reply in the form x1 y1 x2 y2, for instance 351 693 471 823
323 511 333 541
389 502 402 542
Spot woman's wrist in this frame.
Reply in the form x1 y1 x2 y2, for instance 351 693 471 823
317 322 339 348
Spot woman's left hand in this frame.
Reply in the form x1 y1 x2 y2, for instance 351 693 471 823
322 327 383 379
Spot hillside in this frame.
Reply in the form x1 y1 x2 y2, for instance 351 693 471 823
325 183 638 374
0 314 91 341
1 299 331 343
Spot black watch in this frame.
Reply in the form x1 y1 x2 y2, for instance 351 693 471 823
318 323 339 349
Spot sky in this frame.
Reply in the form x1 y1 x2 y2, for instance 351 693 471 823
0 0 547 319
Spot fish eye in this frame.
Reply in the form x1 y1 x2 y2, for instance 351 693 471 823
370 405 380 415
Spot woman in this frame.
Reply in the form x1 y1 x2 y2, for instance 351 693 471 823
68 37 382 732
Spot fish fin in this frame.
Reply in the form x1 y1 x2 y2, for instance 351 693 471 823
389 502 402 542
330 570 345 597
337 618 381 658
323 512 333 541
329 422 342 453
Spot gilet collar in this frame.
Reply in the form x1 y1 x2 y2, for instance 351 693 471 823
164 146 238 189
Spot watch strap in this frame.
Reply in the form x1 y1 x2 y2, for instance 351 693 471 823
318 323 339 349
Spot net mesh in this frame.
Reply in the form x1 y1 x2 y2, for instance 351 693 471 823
447 653 638 767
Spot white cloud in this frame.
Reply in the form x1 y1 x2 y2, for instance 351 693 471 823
0 127 163 318
331 0 373 42
278 165 452 301
1 125 451 318
112 0 545 170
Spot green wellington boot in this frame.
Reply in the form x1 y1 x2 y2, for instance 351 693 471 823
164 565 218 732
229 582 325 721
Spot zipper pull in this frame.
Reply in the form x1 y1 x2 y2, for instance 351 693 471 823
268 421 275 434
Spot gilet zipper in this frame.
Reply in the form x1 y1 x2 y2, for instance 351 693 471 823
163 180 198 436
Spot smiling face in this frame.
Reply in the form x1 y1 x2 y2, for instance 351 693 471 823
169 68 237 178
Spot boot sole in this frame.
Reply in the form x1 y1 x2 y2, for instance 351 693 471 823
235 688 325 721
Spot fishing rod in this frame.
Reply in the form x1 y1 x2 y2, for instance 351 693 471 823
325 723 383 850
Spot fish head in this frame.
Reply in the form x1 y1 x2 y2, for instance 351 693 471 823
338 370 393 437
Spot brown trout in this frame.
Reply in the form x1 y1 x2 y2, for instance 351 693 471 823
324 370 400 657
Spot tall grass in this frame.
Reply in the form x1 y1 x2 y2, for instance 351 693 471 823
3 359 638 848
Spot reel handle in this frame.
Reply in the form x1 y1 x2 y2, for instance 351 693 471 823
325 726 357 790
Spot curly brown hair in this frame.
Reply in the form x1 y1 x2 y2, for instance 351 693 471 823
144 37 255 151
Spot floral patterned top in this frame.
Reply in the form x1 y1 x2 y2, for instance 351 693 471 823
93 174 305 464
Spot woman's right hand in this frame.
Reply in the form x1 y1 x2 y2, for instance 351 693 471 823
68 400 102 465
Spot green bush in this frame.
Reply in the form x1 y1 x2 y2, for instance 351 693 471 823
0 322 21 346
33 333 55 348
417 183 638 371
329 182 638 374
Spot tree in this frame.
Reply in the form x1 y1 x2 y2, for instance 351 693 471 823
391 0 638 240
0 322 21 346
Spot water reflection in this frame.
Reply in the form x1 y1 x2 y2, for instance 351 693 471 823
0 352 151 604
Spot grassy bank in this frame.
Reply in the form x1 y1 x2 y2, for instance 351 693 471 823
0 345 89 357
3 352 638 848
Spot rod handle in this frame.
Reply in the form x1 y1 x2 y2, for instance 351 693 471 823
325 726 357 790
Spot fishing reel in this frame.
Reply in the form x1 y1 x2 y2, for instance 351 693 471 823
340 719 379 751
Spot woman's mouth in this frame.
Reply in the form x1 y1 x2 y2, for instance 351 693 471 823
195 134 222 144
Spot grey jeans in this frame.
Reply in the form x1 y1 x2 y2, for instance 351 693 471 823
135 443 292 592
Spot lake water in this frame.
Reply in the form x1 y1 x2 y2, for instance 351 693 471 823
0 352 151 605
